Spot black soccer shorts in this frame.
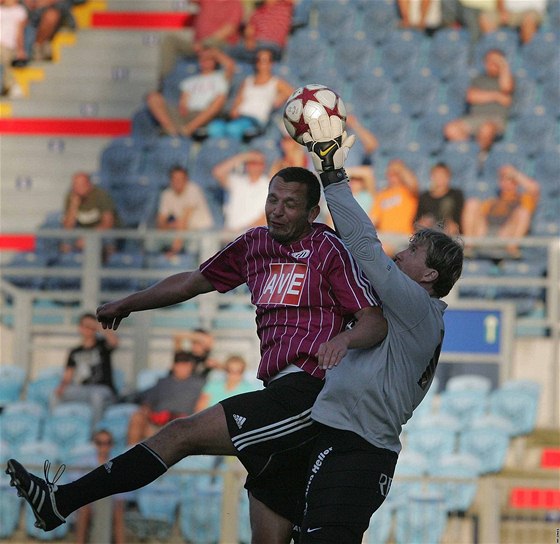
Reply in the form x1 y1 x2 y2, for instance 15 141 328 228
219 371 324 523
298 424 398 543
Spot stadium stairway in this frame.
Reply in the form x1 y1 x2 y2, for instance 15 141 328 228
0 0 194 235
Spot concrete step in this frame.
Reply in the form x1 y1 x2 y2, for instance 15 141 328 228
9 99 141 118
106 0 191 12
27 80 150 102
41 63 157 83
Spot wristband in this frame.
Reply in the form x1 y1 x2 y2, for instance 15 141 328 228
320 169 348 187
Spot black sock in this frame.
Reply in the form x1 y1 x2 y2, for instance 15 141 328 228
54 444 168 517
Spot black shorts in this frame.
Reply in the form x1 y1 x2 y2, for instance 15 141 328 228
298 424 398 543
219 372 323 523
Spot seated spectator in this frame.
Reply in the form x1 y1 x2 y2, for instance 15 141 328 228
146 46 236 138
444 49 515 160
397 0 443 33
0 0 28 95
479 0 547 45
462 164 540 258
156 165 214 256
194 355 255 411
22 0 69 61
157 0 243 83
127 351 206 445
415 162 465 236
228 0 294 63
212 149 269 231
61 171 119 256
74 429 125 544
207 48 293 141
53 312 118 426
370 159 419 255
173 328 221 378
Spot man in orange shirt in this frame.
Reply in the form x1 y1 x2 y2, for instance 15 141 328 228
370 159 419 253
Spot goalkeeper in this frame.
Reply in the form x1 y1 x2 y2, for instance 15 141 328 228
285 114 465 542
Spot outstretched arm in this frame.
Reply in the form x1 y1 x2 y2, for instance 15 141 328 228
97 270 214 329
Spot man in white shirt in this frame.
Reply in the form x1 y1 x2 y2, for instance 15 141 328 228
157 166 214 255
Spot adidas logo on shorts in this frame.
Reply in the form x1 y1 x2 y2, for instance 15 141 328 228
233 414 246 429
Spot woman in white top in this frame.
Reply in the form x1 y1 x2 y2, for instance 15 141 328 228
207 48 293 140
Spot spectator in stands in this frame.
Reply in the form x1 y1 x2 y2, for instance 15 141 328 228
444 48 514 161
157 0 243 83
146 46 236 138
127 351 206 445
194 355 255 411
156 165 214 257
212 149 269 231
74 429 125 544
0 0 28 95
370 159 419 252
61 171 119 257
206 48 293 141
415 162 465 236
462 164 540 258
228 0 294 63
53 312 118 426
173 328 221 378
22 0 68 61
397 0 443 34
479 0 547 45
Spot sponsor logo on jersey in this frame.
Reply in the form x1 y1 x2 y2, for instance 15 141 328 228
233 414 246 429
104 461 113 474
258 263 308 305
290 250 310 259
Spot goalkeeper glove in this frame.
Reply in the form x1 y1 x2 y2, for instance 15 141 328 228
302 114 355 180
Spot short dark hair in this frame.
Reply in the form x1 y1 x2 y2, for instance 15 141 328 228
273 167 321 210
411 229 464 298
174 350 196 363
169 165 188 176
79 312 97 322
431 162 451 175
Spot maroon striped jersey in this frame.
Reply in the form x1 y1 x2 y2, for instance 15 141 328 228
200 223 380 381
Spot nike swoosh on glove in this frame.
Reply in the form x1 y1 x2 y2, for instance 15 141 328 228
302 114 355 173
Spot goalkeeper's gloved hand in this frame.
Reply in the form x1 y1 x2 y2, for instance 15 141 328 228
302 114 355 178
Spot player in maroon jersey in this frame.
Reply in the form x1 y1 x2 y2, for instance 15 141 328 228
7 166 387 542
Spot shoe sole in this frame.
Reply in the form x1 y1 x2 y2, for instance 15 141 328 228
6 460 48 530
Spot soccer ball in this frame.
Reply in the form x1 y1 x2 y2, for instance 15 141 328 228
283 83 347 145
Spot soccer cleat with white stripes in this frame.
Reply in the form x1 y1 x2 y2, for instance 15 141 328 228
6 459 66 531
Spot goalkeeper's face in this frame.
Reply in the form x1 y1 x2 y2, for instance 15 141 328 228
265 176 320 244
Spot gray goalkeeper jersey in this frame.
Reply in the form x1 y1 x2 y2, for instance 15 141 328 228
311 182 447 454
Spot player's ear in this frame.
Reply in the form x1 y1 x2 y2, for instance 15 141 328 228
424 268 439 282
308 205 320 223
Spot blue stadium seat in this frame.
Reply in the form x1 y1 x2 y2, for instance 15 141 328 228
135 368 168 392
428 28 470 81
458 259 499 300
0 479 21 539
365 110 412 154
510 77 538 117
495 260 545 316
0 412 42 453
427 453 481 513
284 29 328 82
316 0 356 45
26 369 63 409
360 0 399 45
411 112 450 155
347 72 393 119
380 30 425 81
397 70 439 118
458 415 512 473
96 403 139 450
473 29 519 68
488 386 540 437
479 142 528 181
162 58 199 104
131 107 160 141
445 373 493 394
439 389 488 427
333 34 376 81
386 450 429 510
437 141 479 187
135 479 180 540
4 252 49 290
405 425 458 463
111 174 160 229
141 137 193 184
508 113 557 157
99 138 142 185
365 503 393 544
539 77 560 119
532 147 560 188
0 365 26 406
44 413 93 451
189 137 242 191
52 401 94 426
520 30 559 82
45 251 83 291
18 440 61 465
101 250 144 292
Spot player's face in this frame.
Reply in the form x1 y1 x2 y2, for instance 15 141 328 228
394 241 432 284
265 176 319 244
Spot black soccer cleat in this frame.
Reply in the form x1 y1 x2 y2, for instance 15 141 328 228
6 459 66 531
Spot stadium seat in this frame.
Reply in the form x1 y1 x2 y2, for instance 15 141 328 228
365 110 411 155
410 112 450 155
284 29 328 82
52 401 94 426
0 479 21 539
43 413 92 451
380 30 425 82
495 260 545 316
445 373 493 393
488 387 540 437
316 0 356 46
111 174 160 229
333 34 376 81
161 58 199 105
18 440 61 465
135 368 168 392
140 137 193 184
98 137 142 185
135 479 180 541
539 77 560 119
101 250 144 292
131 107 160 140
405 415 459 463
347 72 393 119
437 141 479 187
395 488 447 544
458 415 512 473
0 411 42 453
26 368 63 409
474 29 519 68
365 502 393 544
3 252 49 290
360 0 399 45
428 28 470 81
96 403 139 450
439 389 489 428
189 137 242 191
508 112 557 157
479 142 528 181
0 364 26 406
427 453 481 513
45 251 83 291
397 70 439 118
532 147 560 188
520 31 559 82
510 77 538 118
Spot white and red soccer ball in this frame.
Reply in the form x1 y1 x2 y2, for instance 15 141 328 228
283 84 347 145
